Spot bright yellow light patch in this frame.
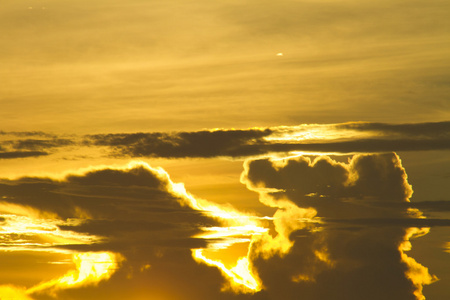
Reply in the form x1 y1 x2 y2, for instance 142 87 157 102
27 252 124 296
192 249 261 293
263 123 372 145
192 219 266 292
0 285 34 300
0 213 101 253
399 227 438 300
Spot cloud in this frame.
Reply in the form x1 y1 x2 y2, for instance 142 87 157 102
411 200 450 212
325 217 450 228
0 285 33 300
1 122 449 161
11 138 73 151
0 153 446 299
335 121 450 139
0 131 54 138
85 121 450 158
241 153 438 300
27 252 124 296
0 131 73 160
0 162 266 299
0 163 218 248
85 129 274 158
0 151 49 159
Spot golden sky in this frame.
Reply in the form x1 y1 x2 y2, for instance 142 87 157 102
1 1 450 300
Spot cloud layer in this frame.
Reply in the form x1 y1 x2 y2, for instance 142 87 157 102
0 153 447 299
1 121 449 159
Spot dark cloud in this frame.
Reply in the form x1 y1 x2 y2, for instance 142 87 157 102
0 163 247 299
325 217 450 228
0 165 216 241
0 163 270 300
336 121 450 138
411 200 450 212
0 151 49 159
0 164 222 265
11 138 73 151
1 122 449 160
85 129 273 158
0 131 55 138
0 131 73 160
0 138 73 153
0 152 445 299
85 122 450 158
241 153 438 300
263 137 450 153
244 153 413 218
347 200 450 214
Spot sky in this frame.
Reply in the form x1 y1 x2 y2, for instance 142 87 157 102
0 1 449 299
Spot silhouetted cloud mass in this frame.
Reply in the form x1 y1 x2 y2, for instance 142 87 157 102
0 163 243 299
85 121 450 158
1 122 449 159
336 121 450 138
0 153 447 299
85 129 274 158
241 153 439 300
0 164 216 249
0 151 48 159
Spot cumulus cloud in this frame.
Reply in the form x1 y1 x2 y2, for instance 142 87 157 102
0 163 218 250
0 162 266 299
0 152 447 299
241 153 440 300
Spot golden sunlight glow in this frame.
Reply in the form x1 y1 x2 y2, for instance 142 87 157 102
0 285 33 300
91 161 267 293
445 242 450 254
1 159 440 299
263 123 371 144
192 249 261 293
189 163 319 293
399 227 438 300
0 213 101 252
27 252 123 296
250 202 319 259
239 166 320 259
192 223 267 292
0 201 58 219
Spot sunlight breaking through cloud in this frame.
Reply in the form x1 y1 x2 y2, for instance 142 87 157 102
0 155 445 299
27 252 124 296
399 227 438 300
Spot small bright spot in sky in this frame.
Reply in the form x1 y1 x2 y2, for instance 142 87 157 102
276 53 283 56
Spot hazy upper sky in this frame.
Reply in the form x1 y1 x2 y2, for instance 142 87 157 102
1 0 450 133
0 1 449 300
